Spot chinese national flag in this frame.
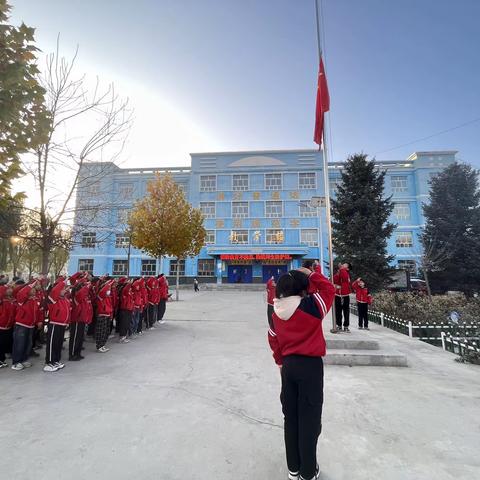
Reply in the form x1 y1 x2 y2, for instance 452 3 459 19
313 57 330 146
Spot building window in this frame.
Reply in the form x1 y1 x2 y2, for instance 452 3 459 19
200 175 216 192
232 201 248 218
205 230 215 245
115 233 130 248
232 174 248 191
299 172 316 190
265 173 282 190
117 208 130 224
329 177 342 195
78 259 94 274
112 260 128 276
141 259 157 275
230 230 248 244
391 176 408 193
198 259 215 276
396 232 413 248
393 203 411 220
265 201 282 218
398 259 417 274
86 182 100 196
299 200 316 218
176 182 187 194
200 202 215 218
266 229 284 244
300 229 318 246
81 232 96 248
169 259 185 276
119 183 134 200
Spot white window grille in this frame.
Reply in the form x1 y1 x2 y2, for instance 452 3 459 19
200 175 216 192
200 202 215 218
232 202 248 218
396 232 413 248
299 200 316 218
232 174 249 191
299 172 316 190
300 229 318 246
119 183 134 200
205 230 215 245
266 229 284 244
141 260 157 275
78 259 94 273
230 230 248 244
391 176 408 193
265 173 282 190
198 259 215 276
115 233 130 248
393 203 411 220
265 201 282 218
112 260 128 276
81 232 96 248
169 259 185 276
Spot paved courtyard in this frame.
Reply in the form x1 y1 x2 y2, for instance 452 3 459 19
1 290 479 480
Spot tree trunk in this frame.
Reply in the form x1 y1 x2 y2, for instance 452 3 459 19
423 269 433 299
175 258 180 301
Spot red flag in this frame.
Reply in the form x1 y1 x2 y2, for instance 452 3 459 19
314 57 330 146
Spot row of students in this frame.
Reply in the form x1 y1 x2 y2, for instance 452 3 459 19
0 272 170 372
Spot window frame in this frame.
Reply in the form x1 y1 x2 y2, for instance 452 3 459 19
141 259 157 276
230 230 248 244
232 174 249 191
205 230 215 245
232 201 249 218
395 231 413 248
299 200 317 218
119 183 134 200
78 259 94 273
300 229 318 247
81 232 96 248
265 200 283 218
115 233 130 249
197 259 215 276
112 259 128 276
391 175 408 193
264 173 282 191
169 259 186 276
393 203 411 220
266 229 284 244
298 172 317 190
199 175 217 192
199 201 216 219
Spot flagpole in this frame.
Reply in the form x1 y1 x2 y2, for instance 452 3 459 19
315 0 338 333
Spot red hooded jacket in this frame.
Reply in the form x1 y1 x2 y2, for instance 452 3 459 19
48 281 71 325
96 280 114 316
351 279 373 304
71 283 93 324
14 285 38 329
0 286 16 330
333 268 351 296
268 272 335 366
119 283 134 311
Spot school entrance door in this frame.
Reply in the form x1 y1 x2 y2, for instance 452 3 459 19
262 265 288 283
227 265 253 283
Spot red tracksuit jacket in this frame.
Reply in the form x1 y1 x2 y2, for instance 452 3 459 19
351 280 373 304
268 272 335 366
0 286 16 330
333 268 351 296
119 283 134 311
48 281 71 326
14 285 38 329
96 281 114 316
266 279 275 306
71 283 93 324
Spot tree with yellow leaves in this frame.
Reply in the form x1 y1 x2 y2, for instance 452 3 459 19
128 173 206 300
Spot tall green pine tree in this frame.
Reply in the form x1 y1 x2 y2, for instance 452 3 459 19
423 163 480 296
331 153 396 291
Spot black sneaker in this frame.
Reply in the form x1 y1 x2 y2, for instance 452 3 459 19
344 327 350 333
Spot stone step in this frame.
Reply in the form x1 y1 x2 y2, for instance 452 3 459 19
326 339 380 350
324 349 408 367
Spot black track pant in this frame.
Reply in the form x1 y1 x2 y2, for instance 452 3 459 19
95 315 110 349
281 355 323 480
118 310 132 337
335 295 350 328
69 322 85 357
357 302 369 328
45 324 66 364
0 328 13 362
157 299 166 321
267 304 274 329
147 304 157 327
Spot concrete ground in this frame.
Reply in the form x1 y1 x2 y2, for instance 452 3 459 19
1 290 479 480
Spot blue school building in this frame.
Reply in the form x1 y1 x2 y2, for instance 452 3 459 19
68 149 457 283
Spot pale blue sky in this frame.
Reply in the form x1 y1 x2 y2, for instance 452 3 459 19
11 0 480 167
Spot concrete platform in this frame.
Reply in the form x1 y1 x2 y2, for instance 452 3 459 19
0 290 479 480
325 349 408 367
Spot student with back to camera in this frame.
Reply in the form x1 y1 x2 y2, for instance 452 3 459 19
268 267 335 480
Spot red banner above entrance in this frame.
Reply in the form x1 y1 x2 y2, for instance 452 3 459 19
220 254 292 261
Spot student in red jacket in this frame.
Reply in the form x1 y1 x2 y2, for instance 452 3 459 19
266 276 276 329
157 274 168 324
146 276 158 330
11 282 39 370
351 277 373 330
268 268 335 480
117 278 133 343
0 284 16 368
44 279 71 372
138 278 148 333
95 278 114 352
131 278 143 336
69 276 93 360
333 262 352 332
